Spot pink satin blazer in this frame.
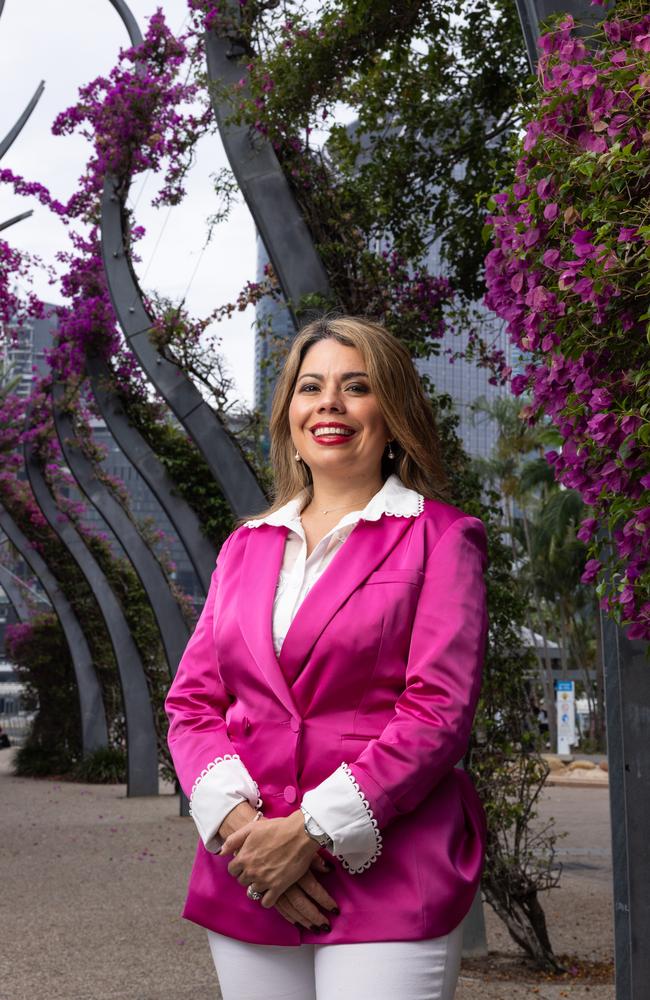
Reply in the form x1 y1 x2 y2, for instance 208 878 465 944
165 497 489 945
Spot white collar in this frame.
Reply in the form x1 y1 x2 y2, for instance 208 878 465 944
244 474 424 530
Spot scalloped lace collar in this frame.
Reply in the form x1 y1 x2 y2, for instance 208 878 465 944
244 474 424 530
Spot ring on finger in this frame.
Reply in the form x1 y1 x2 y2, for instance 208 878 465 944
247 883 263 902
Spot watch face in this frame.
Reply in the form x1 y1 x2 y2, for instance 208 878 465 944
306 816 328 844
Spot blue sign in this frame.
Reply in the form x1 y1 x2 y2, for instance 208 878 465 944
556 681 574 691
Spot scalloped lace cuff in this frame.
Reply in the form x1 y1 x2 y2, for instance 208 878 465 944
189 754 262 853
301 762 382 873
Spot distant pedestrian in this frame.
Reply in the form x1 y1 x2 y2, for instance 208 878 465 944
537 706 550 747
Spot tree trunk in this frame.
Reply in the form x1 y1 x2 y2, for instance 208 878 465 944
482 879 564 972
521 511 558 748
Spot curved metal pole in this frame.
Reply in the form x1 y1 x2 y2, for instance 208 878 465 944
24 434 159 796
86 355 216 595
106 0 143 46
514 0 608 69
0 503 108 752
0 80 45 161
52 381 191 675
100 180 266 517
0 564 31 621
204 17 332 322
100 0 266 518
0 209 33 233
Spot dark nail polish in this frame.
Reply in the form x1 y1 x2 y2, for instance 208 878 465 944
310 924 321 933
321 925 331 933
331 907 340 916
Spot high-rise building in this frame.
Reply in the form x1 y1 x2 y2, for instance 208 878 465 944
1 307 57 396
254 235 295 422
415 236 517 461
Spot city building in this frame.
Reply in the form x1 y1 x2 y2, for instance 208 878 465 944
1 306 57 396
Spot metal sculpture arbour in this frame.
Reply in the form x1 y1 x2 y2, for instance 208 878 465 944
52 380 191 678
86 355 217 596
0 502 108 753
0 80 45 161
0 77 44 231
24 434 159 796
100 0 266 519
204 16 332 323
0 563 32 622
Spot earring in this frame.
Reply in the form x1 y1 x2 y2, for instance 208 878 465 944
295 450 301 462
387 441 395 459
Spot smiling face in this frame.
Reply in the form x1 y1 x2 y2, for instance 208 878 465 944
288 338 390 483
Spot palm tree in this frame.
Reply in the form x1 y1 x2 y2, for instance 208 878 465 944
471 395 603 750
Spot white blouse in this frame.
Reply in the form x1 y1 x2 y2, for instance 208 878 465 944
189 475 424 871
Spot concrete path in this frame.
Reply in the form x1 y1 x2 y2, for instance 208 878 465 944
0 749 614 1000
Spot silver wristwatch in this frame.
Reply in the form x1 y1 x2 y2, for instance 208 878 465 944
300 806 334 850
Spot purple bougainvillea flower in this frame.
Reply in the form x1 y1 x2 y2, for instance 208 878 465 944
577 517 598 542
510 271 525 293
511 374 529 396
542 248 561 268
581 559 602 584
573 277 595 301
577 130 608 153
589 387 613 410
536 176 554 199
574 64 598 87
558 269 577 290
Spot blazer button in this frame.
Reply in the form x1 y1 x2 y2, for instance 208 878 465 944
289 717 300 733
283 785 297 804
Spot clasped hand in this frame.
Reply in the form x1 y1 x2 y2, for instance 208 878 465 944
220 811 338 931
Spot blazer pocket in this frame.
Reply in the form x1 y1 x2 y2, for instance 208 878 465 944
364 569 424 586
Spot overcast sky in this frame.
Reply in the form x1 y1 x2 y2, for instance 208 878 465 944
0 0 259 405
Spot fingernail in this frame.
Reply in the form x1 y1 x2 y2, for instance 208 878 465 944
331 907 340 916
310 924 321 933
323 863 333 872
321 925 331 933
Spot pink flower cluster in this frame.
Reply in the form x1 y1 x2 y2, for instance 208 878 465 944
485 7 650 639
381 250 454 338
0 240 45 334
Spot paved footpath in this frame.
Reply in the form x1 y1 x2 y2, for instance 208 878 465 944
0 749 614 1000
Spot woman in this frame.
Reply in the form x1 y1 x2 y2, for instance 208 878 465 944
165 315 489 1000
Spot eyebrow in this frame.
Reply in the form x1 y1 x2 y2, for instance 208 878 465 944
297 371 369 381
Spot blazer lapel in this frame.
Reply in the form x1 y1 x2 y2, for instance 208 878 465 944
278 514 414 686
237 525 298 717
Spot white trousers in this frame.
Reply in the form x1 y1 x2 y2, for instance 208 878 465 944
207 922 463 1000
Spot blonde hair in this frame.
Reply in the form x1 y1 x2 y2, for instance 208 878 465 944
253 314 450 518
